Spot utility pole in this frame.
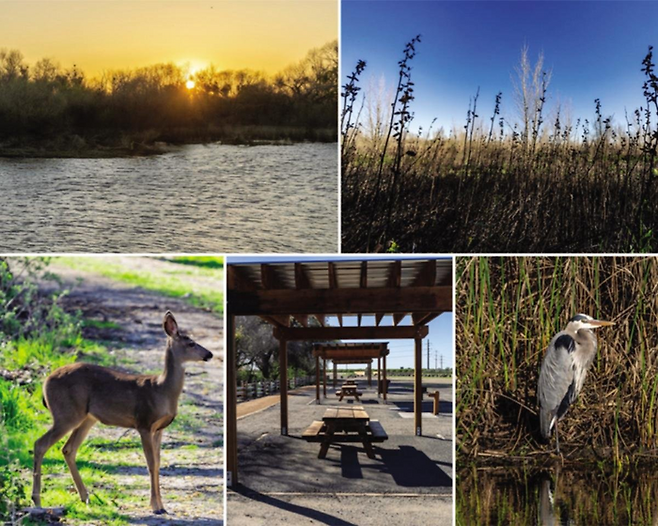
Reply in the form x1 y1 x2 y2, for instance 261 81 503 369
426 340 430 370
440 354 444 369
435 350 438 370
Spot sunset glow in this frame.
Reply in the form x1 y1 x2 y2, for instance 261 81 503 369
186 79 196 90
1 0 338 77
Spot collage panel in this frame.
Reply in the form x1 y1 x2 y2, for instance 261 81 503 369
225 256 454 525
456 256 658 525
0 256 223 523
341 1 658 253
0 1 338 253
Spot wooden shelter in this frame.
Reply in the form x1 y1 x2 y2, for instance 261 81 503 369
313 343 388 400
226 258 452 486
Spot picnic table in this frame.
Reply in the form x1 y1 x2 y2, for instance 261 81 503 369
336 384 362 401
302 406 388 459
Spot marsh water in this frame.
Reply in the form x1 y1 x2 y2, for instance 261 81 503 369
458 465 658 525
0 142 337 252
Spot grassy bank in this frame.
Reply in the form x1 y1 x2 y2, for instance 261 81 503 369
341 41 658 253
56 256 224 314
0 258 133 523
456 257 658 464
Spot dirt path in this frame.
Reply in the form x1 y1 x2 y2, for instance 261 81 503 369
41 259 224 525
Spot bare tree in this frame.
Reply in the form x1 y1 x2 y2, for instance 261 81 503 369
512 45 552 154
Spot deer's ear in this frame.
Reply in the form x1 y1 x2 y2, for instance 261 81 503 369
163 311 179 338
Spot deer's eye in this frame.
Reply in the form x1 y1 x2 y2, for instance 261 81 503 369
187 341 195 347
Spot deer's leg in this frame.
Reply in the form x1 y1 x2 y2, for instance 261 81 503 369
62 416 96 504
33 423 75 507
153 429 164 511
139 429 165 514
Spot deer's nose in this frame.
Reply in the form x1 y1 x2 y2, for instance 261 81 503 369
203 350 214 362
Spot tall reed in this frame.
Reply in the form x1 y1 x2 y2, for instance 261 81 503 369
342 45 658 253
456 257 658 463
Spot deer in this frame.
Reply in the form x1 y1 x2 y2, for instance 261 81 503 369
32 311 213 514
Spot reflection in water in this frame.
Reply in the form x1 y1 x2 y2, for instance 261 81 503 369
458 465 658 525
0 143 337 252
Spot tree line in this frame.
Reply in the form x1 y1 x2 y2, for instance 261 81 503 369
0 41 337 149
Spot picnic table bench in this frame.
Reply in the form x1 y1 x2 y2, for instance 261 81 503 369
302 406 388 459
335 385 363 401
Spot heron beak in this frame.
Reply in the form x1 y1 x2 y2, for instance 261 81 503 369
591 319 615 327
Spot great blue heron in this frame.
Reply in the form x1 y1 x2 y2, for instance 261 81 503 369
537 314 614 453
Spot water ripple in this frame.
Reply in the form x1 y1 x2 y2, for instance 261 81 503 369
0 143 338 253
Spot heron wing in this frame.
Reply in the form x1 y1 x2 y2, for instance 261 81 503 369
538 333 576 437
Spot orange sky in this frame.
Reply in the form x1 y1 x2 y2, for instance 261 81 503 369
0 0 337 77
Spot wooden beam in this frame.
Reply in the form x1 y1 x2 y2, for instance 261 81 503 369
367 363 372 387
415 337 423 436
273 325 429 341
383 354 387 402
226 314 238 487
315 314 326 327
333 362 337 388
377 357 381 397
279 338 288 435
261 264 287 290
227 265 258 291
315 355 320 404
412 260 437 287
375 313 385 326
229 286 452 316
387 260 402 288
261 315 290 327
295 262 311 289
336 314 343 327
412 312 440 326
357 314 362 327
323 358 327 398
360 261 368 288
328 262 338 289
393 313 406 326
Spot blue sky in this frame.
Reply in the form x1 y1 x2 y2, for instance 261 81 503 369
227 255 454 369
342 0 656 134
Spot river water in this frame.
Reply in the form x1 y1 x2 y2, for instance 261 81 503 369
458 465 658 525
0 142 337 252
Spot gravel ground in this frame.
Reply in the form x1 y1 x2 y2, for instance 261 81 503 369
228 378 453 525
41 259 224 525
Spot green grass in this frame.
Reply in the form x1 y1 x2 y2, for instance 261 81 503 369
82 319 122 331
167 256 224 269
55 256 224 314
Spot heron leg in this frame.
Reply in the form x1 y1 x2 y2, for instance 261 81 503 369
554 420 560 454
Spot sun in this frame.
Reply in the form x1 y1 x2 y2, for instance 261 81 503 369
186 79 195 90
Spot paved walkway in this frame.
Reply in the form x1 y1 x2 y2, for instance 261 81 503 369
228 377 453 525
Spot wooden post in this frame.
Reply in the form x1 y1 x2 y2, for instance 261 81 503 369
315 355 320 404
415 337 422 436
383 354 387 402
333 361 337 388
227 314 238 487
280 338 288 436
323 358 327 398
377 357 381 397
367 362 372 387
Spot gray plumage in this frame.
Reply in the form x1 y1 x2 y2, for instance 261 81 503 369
537 313 614 452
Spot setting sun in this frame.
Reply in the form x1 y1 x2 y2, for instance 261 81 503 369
186 79 195 90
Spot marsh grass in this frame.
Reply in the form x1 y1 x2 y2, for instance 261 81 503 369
456 257 658 463
342 44 658 253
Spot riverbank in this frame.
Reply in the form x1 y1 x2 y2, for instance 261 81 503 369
0 126 337 158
